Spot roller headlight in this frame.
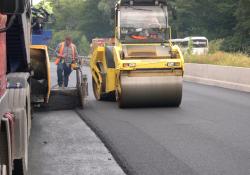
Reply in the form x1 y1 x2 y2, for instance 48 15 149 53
167 62 180 67
123 63 136 68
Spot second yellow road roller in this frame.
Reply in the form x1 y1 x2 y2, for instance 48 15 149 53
30 45 88 109
90 0 184 108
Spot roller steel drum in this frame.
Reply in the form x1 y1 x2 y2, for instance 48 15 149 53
119 73 183 107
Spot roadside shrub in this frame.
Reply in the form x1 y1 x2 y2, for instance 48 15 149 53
209 39 224 54
185 51 250 68
221 36 250 55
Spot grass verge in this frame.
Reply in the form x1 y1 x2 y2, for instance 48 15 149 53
185 51 250 68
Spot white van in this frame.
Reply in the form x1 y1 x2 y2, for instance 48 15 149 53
171 38 184 47
182 36 209 55
171 37 209 55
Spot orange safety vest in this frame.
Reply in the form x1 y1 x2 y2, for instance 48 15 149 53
131 35 147 40
55 42 76 65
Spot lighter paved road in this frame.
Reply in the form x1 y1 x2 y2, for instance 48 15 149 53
29 65 125 175
29 111 125 175
77 68 250 175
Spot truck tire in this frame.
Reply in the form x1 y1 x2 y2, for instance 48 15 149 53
6 73 30 175
12 101 29 175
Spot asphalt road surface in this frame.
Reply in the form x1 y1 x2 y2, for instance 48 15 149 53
29 65 125 175
77 67 250 175
29 111 125 175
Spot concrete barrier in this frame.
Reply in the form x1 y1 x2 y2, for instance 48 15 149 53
184 63 250 92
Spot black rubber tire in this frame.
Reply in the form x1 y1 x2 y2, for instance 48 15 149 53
92 77 101 101
117 92 125 108
92 77 116 101
79 82 87 109
12 159 25 175
102 91 116 102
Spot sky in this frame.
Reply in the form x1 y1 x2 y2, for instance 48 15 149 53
33 0 42 5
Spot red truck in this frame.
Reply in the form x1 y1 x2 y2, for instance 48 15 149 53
0 15 7 97
0 1 32 175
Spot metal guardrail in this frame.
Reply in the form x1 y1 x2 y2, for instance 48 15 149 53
78 56 90 66
48 55 90 66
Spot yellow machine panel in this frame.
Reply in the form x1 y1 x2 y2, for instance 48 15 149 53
30 45 51 103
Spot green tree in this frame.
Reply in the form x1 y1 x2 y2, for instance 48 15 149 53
234 0 250 53
173 0 238 40
45 0 249 54
221 0 250 54
75 0 114 41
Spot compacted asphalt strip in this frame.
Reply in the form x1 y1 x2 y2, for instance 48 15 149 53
29 65 250 175
77 67 250 175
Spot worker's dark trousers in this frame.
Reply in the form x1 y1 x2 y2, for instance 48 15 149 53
57 62 72 87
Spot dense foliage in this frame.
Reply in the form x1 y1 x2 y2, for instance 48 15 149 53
44 0 250 55
172 0 250 54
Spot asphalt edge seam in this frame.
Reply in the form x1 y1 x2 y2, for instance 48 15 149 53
75 109 133 175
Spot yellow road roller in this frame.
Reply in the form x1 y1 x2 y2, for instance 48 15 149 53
90 0 184 108
30 45 88 109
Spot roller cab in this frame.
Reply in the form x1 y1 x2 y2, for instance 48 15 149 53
90 0 184 107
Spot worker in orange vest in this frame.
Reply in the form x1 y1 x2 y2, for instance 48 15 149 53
54 36 78 87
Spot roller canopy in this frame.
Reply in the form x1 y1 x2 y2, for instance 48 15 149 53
120 0 167 6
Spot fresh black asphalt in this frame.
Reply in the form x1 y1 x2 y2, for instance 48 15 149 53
78 75 250 175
